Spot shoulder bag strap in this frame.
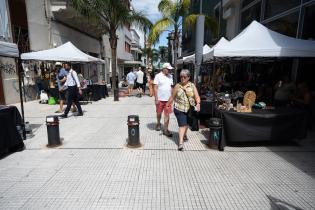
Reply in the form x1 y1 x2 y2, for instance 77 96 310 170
70 71 77 87
182 83 193 107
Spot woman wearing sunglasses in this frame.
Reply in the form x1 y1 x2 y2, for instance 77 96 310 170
167 69 200 151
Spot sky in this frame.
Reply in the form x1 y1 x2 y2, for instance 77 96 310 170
131 0 169 48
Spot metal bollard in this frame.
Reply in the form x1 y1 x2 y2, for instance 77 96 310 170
46 116 61 147
209 117 224 151
127 115 141 147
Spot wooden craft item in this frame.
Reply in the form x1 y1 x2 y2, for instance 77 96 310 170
242 91 256 112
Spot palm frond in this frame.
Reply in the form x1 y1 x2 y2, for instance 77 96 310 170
205 16 218 38
148 18 173 46
158 0 175 17
127 11 152 34
178 0 191 17
183 14 198 29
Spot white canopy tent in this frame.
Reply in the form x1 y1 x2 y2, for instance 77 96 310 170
21 42 105 63
182 44 211 63
214 21 315 58
203 37 229 62
0 41 19 58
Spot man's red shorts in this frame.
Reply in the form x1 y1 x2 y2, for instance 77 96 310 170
156 101 172 115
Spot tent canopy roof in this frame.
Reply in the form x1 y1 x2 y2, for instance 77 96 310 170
214 21 315 58
183 45 211 63
0 41 19 58
203 37 229 62
21 42 105 63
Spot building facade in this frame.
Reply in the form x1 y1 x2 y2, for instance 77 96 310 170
181 0 223 56
0 0 20 105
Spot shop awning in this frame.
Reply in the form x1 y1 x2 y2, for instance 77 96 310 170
0 41 19 58
123 60 142 65
214 21 315 58
20 42 105 63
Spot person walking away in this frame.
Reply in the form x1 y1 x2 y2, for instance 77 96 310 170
142 69 148 95
148 69 155 97
291 82 313 129
136 67 144 97
154 63 174 137
59 63 83 118
167 69 200 151
126 69 136 96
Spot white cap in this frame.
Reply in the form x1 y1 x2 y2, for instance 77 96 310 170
162 63 174 70
55 62 62 66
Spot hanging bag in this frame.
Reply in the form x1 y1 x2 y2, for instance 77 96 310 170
183 84 199 131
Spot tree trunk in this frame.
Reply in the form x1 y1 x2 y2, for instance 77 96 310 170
110 34 119 101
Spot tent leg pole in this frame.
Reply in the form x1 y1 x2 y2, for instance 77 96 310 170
17 58 26 140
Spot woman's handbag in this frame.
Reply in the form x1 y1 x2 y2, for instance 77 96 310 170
187 106 199 131
183 86 199 131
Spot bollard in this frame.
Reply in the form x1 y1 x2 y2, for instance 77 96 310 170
209 117 224 151
46 115 61 147
127 115 141 147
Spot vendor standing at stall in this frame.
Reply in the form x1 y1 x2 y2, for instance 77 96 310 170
274 75 295 107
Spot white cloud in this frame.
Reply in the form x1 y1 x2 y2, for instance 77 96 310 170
131 0 162 22
131 0 169 47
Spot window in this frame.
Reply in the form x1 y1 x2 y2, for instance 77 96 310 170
265 11 299 38
0 0 11 39
265 0 300 19
242 0 256 8
302 4 315 40
125 42 131 53
240 2 261 30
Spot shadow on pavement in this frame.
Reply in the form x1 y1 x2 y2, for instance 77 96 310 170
268 195 304 210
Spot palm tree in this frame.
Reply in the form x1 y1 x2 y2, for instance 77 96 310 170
141 47 159 68
158 46 168 63
71 0 152 101
148 0 218 79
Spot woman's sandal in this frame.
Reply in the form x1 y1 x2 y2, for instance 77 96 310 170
183 135 188 142
163 130 173 137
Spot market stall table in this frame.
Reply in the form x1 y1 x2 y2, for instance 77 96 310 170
200 100 216 116
0 106 24 154
217 107 308 148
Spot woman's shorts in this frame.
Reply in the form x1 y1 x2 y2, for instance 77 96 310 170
174 108 188 127
59 91 66 101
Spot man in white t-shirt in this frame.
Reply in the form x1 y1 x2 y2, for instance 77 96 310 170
136 67 144 97
126 69 137 96
153 63 174 137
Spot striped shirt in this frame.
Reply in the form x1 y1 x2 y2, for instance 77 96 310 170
174 82 196 113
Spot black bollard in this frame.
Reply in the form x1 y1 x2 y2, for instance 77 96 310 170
209 117 224 151
46 116 61 147
127 115 141 147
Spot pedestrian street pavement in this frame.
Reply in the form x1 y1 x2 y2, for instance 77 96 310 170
0 95 315 209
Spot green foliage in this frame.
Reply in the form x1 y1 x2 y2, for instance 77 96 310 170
148 0 218 46
70 0 152 39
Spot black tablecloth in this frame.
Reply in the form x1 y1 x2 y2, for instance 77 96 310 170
0 106 24 153
87 84 108 101
218 108 308 146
